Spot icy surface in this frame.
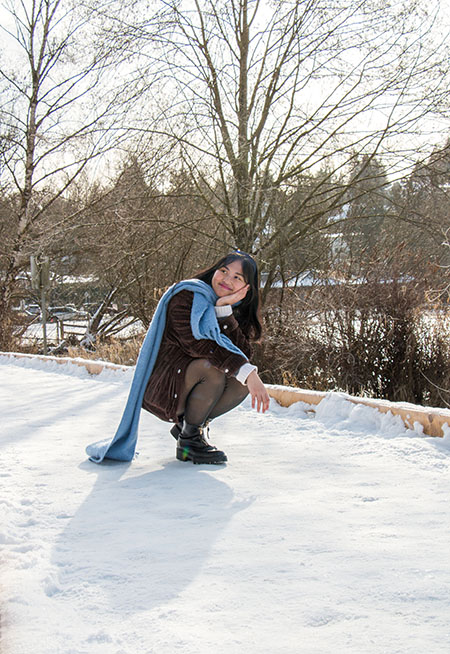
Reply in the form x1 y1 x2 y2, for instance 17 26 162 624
1 355 450 654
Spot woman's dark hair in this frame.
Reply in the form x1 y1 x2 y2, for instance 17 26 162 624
195 252 262 341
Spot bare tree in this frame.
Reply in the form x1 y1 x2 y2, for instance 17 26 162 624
122 0 450 274
0 0 131 342
388 139 450 299
75 155 227 331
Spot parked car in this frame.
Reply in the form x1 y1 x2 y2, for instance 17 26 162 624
23 303 41 318
47 306 86 322
82 302 120 317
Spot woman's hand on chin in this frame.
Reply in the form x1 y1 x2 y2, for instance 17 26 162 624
215 284 249 307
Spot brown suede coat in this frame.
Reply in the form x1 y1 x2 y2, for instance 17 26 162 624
142 290 252 423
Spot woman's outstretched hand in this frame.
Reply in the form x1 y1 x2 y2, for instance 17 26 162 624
246 370 270 413
216 284 250 307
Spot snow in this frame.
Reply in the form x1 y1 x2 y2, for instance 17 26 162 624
1 355 450 654
22 318 145 346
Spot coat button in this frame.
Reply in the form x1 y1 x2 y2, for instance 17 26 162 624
223 325 228 329
225 368 229 373
169 418 173 422
174 393 177 398
177 369 181 373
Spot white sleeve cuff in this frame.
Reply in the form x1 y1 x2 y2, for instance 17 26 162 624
235 362 257 385
215 305 233 318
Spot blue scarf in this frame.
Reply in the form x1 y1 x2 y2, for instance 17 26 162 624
86 279 247 463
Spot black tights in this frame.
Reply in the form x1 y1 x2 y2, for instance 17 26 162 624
176 359 249 427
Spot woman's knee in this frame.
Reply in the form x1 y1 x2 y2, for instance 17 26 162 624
186 358 226 386
203 361 227 387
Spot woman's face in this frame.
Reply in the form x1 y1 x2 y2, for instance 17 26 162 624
211 259 247 298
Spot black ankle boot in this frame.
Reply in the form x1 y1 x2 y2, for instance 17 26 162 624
170 419 211 441
176 421 227 465
170 422 183 440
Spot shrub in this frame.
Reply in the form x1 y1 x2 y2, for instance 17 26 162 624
256 271 450 408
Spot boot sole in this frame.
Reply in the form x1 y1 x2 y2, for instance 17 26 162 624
176 447 227 465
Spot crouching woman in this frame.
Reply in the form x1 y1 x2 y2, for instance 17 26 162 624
142 251 269 464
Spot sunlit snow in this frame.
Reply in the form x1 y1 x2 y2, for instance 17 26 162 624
1 355 450 654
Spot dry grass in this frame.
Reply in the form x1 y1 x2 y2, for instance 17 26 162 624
67 336 145 366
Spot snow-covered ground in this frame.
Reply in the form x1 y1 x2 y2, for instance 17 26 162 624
21 320 87 345
1 355 450 654
22 318 144 346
